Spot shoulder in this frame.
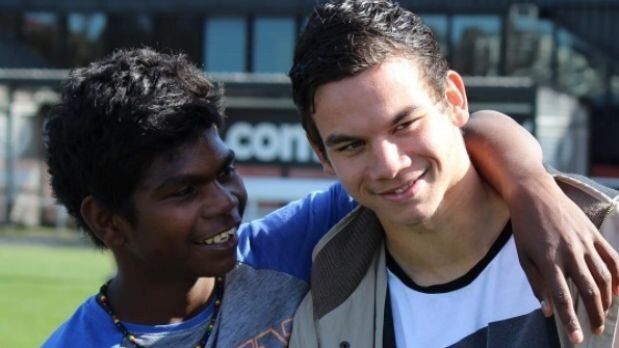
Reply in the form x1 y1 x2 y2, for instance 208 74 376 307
553 172 619 249
42 296 122 348
236 183 356 281
241 182 354 232
553 172 618 228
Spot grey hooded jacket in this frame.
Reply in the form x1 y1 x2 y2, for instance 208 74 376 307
290 173 619 348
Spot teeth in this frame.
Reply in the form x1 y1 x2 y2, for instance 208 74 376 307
393 182 411 194
202 228 236 245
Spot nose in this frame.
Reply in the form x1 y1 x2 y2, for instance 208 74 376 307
201 182 239 217
369 139 411 180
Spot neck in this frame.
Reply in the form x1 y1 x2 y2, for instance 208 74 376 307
384 164 509 287
104 271 216 324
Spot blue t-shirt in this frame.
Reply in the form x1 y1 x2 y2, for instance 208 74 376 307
43 183 355 347
237 182 355 282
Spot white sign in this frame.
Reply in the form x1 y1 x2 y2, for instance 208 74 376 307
225 122 319 164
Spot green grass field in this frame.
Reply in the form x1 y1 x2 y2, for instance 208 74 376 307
0 242 114 347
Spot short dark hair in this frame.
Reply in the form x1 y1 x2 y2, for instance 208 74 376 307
289 0 448 155
45 48 224 247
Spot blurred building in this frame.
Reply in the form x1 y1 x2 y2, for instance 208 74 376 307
0 0 618 224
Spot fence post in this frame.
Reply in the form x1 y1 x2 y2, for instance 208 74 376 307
4 85 15 225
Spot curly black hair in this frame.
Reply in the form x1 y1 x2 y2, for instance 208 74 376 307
45 48 224 247
289 0 448 155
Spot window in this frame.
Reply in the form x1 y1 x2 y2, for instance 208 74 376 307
103 14 154 52
556 29 605 98
67 13 107 66
205 17 246 72
421 15 449 57
152 14 202 65
451 15 501 76
612 73 619 106
0 13 32 67
22 12 62 67
505 18 553 84
0 12 19 40
253 17 295 73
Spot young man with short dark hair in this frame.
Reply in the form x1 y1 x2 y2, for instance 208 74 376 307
289 1 619 347
43 47 616 347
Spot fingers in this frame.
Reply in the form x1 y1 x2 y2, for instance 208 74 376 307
541 298 554 318
520 258 553 316
568 253 605 335
594 237 619 296
545 265 584 344
585 251 612 315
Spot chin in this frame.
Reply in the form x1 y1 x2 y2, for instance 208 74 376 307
396 206 435 226
197 254 238 278
215 255 238 276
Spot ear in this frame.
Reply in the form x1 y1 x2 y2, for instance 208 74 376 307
444 70 469 128
307 136 336 176
80 196 129 249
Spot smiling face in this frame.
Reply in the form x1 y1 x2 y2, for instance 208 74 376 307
118 126 246 280
311 57 470 229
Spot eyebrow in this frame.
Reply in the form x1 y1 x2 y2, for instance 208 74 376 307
391 106 417 126
324 134 360 148
153 150 236 191
323 105 418 148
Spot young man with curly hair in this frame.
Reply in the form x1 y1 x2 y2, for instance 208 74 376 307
42 47 616 347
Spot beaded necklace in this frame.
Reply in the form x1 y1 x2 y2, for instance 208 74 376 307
96 277 224 348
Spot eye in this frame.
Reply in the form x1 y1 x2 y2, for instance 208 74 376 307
394 119 417 133
335 140 364 153
172 185 198 199
218 162 237 182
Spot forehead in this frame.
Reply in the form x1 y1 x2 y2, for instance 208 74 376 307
139 127 229 187
317 57 434 109
312 57 436 130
